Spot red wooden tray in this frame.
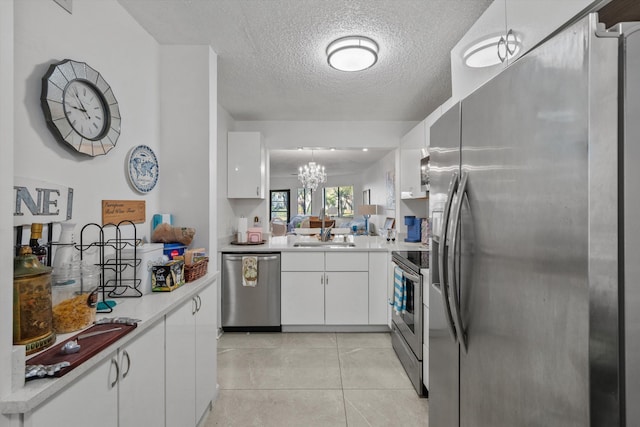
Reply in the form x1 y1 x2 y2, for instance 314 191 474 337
26 323 137 379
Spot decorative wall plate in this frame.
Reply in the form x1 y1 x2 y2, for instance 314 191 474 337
41 59 121 157
127 145 159 193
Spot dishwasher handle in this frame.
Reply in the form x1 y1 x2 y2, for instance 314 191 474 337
223 254 280 262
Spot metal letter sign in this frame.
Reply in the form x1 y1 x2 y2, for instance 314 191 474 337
14 177 74 226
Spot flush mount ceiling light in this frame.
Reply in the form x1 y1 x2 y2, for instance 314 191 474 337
298 150 327 191
463 32 520 68
327 36 379 72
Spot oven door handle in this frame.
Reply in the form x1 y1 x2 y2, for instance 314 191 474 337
448 171 468 352
438 172 459 343
401 271 421 283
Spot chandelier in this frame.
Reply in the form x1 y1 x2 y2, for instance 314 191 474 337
298 151 327 191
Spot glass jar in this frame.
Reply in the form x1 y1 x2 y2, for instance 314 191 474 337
51 262 99 333
13 246 55 355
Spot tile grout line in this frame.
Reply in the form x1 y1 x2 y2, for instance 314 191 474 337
336 332 350 427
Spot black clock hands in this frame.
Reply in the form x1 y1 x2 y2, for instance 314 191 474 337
67 104 87 113
72 87 91 119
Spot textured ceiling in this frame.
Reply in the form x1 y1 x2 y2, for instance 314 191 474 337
118 0 492 121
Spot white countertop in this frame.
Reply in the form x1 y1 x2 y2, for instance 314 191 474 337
219 235 427 253
0 272 219 415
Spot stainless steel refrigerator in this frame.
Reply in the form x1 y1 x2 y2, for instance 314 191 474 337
429 14 640 427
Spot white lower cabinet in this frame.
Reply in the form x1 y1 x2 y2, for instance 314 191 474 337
16 281 217 427
166 285 218 426
281 271 325 324
118 322 165 427
368 252 388 325
324 272 368 324
281 251 377 325
24 320 165 427
24 354 118 427
195 283 218 421
166 298 197 427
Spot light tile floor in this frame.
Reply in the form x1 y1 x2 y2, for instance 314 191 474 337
203 332 429 426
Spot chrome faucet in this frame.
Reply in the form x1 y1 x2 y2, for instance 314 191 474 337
319 208 333 241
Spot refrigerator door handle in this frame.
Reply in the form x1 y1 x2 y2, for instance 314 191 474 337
439 172 459 342
448 171 469 352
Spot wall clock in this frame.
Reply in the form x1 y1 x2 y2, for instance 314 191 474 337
127 145 159 193
41 59 121 156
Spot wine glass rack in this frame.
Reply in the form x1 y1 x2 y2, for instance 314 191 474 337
14 221 144 314
77 220 142 313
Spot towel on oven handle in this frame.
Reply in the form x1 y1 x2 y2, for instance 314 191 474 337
392 266 407 314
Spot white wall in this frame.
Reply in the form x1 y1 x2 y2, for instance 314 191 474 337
361 150 398 234
217 106 237 242
13 0 161 239
0 0 14 419
159 45 217 265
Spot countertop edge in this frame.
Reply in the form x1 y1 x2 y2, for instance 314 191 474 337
219 237 427 253
0 272 219 415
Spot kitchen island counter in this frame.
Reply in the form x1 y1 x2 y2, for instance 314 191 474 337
219 235 426 253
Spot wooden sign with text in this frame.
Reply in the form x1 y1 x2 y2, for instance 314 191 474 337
102 200 146 225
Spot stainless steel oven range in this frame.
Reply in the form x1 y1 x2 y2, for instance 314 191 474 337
391 250 428 397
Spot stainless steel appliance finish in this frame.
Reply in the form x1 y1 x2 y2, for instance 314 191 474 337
621 21 640 426
391 251 427 397
429 14 639 427
221 252 281 331
429 102 461 427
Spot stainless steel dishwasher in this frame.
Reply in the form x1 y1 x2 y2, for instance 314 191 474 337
221 252 281 331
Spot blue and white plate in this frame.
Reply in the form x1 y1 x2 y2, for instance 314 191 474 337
127 145 159 193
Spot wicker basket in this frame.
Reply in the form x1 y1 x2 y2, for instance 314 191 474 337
185 258 209 282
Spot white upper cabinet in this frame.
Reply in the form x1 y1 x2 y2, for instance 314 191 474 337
400 120 427 199
451 0 600 102
227 131 266 199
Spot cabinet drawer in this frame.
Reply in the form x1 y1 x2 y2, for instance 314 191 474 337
281 252 324 271
325 252 368 271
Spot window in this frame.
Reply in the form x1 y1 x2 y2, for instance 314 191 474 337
323 186 354 217
270 190 290 223
297 188 312 215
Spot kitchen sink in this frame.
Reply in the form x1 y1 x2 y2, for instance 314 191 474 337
293 241 356 248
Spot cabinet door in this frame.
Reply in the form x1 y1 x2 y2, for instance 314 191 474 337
400 120 428 199
281 271 324 324
25 354 118 427
505 0 597 65
368 252 388 325
227 131 265 199
195 284 218 422
324 272 368 325
118 321 165 427
166 299 197 427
